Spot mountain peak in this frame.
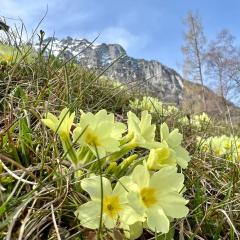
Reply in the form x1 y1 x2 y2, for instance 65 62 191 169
35 37 183 103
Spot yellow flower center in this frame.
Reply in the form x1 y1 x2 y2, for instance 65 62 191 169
5 55 13 62
156 147 170 160
224 143 231 150
214 149 221 156
103 195 122 218
0 54 13 62
85 129 101 146
140 187 157 208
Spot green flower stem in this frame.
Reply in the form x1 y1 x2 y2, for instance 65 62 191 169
119 133 134 146
61 137 78 166
114 154 138 177
94 144 103 240
105 162 118 175
74 169 83 191
77 146 94 165
107 141 137 162
119 153 138 170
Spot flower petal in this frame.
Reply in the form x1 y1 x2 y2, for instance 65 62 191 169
59 108 69 122
116 176 139 194
112 179 129 203
147 206 169 233
122 221 143 240
157 192 189 218
112 122 126 139
150 167 184 192
99 137 120 153
41 119 56 132
132 164 150 188
103 214 117 229
120 204 145 225
167 129 183 148
175 146 191 169
139 111 156 143
127 192 145 217
81 175 112 200
75 201 100 229
160 123 169 141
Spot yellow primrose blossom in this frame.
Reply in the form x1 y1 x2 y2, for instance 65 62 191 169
73 109 126 158
125 164 189 233
0 53 13 63
75 175 141 230
160 123 191 168
147 141 176 170
126 111 160 149
41 108 78 165
211 137 225 156
41 108 75 140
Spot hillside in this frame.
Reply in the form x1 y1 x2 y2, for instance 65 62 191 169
36 37 240 120
182 79 240 118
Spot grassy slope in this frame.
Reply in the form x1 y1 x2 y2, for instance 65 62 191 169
0 44 239 240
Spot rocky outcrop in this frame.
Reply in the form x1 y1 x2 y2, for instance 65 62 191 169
35 37 184 103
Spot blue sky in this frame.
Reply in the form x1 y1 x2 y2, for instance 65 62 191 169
1 0 240 74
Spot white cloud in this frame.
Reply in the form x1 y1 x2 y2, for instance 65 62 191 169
96 27 140 50
0 1 149 53
0 0 62 29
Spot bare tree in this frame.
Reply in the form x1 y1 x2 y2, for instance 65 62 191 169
206 30 240 105
182 11 207 111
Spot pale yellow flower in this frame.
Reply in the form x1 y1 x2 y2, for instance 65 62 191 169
160 123 190 168
127 111 160 149
126 164 189 233
147 141 176 170
41 108 75 140
73 109 126 158
75 175 141 229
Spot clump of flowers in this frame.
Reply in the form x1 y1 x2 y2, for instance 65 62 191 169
130 96 179 117
75 164 189 236
192 112 212 129
41 108 190 238
0 44 36 64
0 45 14 63
130 96 163 113
197 135 240 162
178 112 212 130
164 105 179 116
99 76 126 90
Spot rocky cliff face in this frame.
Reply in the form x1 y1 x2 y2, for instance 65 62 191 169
35 37 184 103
